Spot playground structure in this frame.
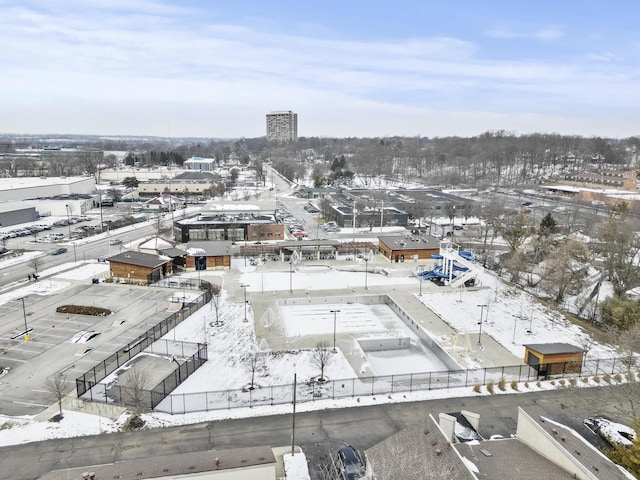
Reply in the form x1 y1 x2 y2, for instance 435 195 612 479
418 241 478 288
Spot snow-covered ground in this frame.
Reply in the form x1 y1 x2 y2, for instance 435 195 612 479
0 251 634 480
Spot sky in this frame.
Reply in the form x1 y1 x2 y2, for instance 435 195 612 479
2 1 640 139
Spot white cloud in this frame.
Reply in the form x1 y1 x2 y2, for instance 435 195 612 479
0 2 638 137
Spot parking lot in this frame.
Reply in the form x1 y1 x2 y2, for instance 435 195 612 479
0 281 179 416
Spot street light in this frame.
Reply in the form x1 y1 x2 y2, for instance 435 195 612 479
241 284 249 322
364 258 369 290
289 261 293 294
64 204 72 239
330 309 340 353
71 241 77 262
418 275 423 296
451 205 456 238
19 297 30 341
477 304 487 345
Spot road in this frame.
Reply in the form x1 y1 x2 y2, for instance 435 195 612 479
0 223 160 289
0 385 623 480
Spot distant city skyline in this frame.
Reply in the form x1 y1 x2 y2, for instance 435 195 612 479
2 1 640 139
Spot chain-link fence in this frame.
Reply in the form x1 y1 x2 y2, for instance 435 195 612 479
155 356 635 414
76 280 213 407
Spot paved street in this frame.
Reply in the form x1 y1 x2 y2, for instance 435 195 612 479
0 386 622 480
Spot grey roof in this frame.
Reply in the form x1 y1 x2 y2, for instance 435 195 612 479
159 247 187 257
37 446 276 480
187 240 232 256
457 440 576 480
531 413 631 480
378 235 441 250
524 343 584 355
174 171 221 181
107 250 171 268
365 416 476 480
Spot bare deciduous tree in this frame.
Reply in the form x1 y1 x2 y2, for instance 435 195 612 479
598 324 640 421
123 365 151 413
30 255 43 276
45 374 71 420
311 341 332 383
210 284 222 326
245 351 264 390
538 238 591 304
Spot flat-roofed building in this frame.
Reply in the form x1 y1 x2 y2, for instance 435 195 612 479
266 110 297 141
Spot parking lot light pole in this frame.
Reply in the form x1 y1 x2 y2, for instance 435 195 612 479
19 297 30 341
72 242 77 262
65 204 72 239
330 309 340 353
364 258 369 290
241 284 249 322
289 261 293 294
477 304 487 345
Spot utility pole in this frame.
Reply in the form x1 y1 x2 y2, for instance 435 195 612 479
291 373 297 456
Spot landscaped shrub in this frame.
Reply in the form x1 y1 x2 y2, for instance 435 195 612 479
603 373 612 384
510 380 518 391
614 373 622 383
473 384 481 393
593 375 601 383
486 379 495 395
498 377 506 391
569 378 577 387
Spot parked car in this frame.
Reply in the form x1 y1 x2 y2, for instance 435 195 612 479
51 247 68 255
584 418 636 447
337 446 365 480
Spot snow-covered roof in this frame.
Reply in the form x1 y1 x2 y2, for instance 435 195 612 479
138 236 175 251
186 241 232 257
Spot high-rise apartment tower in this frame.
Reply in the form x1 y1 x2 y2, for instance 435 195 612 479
266 111 298 141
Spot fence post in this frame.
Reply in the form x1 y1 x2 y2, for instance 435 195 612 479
611 358 616 374
428 372 432 390
352 377 355 397
391 375 394 393
447 371 450 389
371 376 375 396
483 368 487 385
409 373 413 392
465 369 468 387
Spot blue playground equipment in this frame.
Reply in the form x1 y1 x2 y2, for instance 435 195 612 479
417 243 477 287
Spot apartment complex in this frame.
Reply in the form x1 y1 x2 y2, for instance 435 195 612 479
266 110 298 141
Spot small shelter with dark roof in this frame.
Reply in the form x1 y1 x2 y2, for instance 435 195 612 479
107 251 173 284
523 343 584 377
378 234 441 263
186 240 232 270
